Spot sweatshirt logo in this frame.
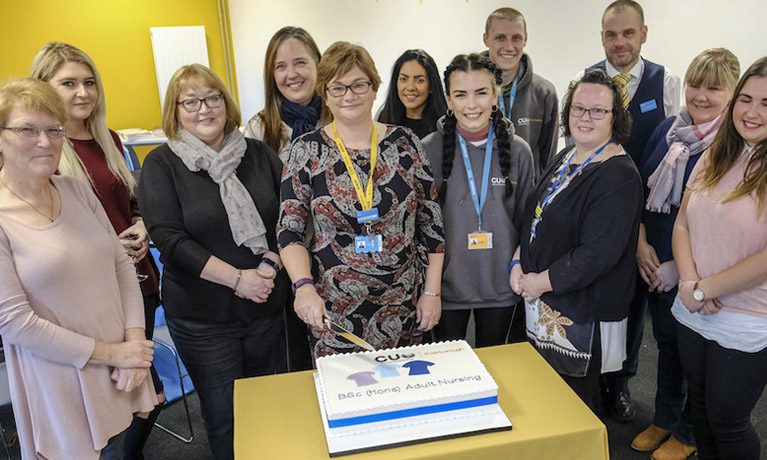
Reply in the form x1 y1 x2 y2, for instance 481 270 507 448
517 117 543 126
491 176 506 186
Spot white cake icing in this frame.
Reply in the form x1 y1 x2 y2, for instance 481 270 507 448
315 340 498 429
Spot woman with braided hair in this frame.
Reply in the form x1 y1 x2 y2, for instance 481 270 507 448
422 53 534 348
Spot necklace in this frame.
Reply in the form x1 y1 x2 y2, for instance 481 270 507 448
0 175 55 223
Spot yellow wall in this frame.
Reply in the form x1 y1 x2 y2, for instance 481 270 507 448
1 0 235 139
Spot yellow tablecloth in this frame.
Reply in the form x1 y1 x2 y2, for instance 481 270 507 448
234 343 609 460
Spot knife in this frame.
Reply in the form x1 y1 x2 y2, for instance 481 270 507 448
324 318 376 352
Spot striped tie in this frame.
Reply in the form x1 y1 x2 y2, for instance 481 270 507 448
613 73 632 108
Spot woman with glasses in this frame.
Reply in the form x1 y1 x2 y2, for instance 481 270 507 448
0 78 157 459
278 41 445 358
29 41 164 458
137 64 287 460
377 49 447 139
510 70 643 410
244 26 323 162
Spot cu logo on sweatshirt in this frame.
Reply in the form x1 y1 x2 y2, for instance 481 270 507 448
491 177 506 186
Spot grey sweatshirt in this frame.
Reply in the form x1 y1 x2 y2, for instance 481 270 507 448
498 53 559 175
421 117 535 310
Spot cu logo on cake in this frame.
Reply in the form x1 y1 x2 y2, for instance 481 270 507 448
346 359 435 387
374 352 415 363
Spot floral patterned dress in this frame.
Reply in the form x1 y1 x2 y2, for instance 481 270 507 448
278 126 445 357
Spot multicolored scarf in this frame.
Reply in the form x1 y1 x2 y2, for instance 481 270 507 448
646 108 726 213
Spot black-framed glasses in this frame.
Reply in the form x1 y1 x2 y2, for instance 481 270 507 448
570 105 612 120
2 126 67 139
177 93 225 112
325 81 372 98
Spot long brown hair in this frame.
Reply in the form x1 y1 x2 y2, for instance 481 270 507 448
259 27 321 153
695 57 767 214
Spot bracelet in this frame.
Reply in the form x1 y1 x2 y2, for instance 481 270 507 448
260 257 281 274
508 259 521 273
291 277 315 295
423 290 441 297
232 268 242 293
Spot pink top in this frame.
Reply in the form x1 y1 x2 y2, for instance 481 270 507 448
0 176 157 459
686 148 767 318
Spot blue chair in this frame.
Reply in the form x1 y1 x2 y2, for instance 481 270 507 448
149 246 195 443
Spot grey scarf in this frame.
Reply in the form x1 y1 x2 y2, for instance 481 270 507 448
168 128 267 254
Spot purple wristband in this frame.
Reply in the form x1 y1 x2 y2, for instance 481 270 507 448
291 277 315 295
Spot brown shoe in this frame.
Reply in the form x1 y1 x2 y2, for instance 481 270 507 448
631 424 671 451
652 436 697 460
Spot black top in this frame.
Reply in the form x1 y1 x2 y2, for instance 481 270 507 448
137 138 288 323
520 147 643 322
401 117 433 139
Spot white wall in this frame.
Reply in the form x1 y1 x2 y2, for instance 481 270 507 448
230 0 765 125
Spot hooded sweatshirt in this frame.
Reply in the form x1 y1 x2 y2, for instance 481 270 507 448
421 117 535 310
490 53 559 175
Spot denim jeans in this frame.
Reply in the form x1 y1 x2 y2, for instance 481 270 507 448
676 321 767 460
647 289 695 446
166 312 286 460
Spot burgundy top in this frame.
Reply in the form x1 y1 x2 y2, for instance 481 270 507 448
70 131 159 296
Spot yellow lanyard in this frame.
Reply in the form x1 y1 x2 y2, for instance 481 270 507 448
332 120 378 210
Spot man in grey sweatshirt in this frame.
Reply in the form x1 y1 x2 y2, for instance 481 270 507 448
483 7 559 175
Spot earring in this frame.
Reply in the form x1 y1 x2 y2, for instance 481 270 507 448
491 105 498 113
446 109 454 117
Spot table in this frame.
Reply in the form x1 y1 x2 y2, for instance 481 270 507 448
234 343 608 460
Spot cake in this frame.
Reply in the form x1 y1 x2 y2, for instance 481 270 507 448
315 340 499 429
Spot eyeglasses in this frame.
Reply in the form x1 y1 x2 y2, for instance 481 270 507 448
570 105 612 120
325 81 373 98
2 126 67 139
177 93 225 112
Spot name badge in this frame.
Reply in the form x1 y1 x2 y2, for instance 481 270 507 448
640 99 658 113
355 235 382 253
356 208 379 224
468 232 493 250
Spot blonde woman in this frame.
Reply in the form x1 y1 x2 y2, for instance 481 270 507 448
30 41 163 459
632 48 739 460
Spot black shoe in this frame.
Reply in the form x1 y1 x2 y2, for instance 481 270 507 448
611 390 636 421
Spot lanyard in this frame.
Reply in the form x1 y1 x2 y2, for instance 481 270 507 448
332 121 378 211
498 76 518 120
536 140 614 218
457 126 494 230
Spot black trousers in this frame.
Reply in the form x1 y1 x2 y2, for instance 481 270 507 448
434 306 514 348
676 321 767 460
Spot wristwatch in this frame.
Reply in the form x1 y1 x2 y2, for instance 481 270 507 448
291 277 315 295
692 281 706 302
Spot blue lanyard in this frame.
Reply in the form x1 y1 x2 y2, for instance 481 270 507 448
537 140 614 217
457 126 494 231
498 76 518 120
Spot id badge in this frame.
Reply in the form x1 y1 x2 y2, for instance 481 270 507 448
357 208 379 224
468 232 493 250
355 234 382 253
